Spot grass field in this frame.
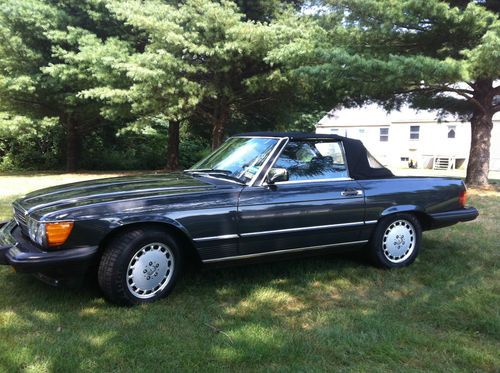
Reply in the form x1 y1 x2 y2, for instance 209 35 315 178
0 173 499 372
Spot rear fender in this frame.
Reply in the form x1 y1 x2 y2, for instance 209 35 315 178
379 205 431 230
380 205 425 217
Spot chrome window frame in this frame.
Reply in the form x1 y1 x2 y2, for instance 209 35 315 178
247 137 289 186
258 138 351 187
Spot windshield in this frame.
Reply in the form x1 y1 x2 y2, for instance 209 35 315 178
189 137 279 184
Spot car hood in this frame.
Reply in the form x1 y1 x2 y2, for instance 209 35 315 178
13 173 216 219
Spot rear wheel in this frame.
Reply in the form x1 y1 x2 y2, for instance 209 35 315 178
369 213 422 268
98 227 182 305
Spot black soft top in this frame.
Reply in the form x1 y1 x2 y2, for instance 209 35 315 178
235 132 394 180
237 131 344 141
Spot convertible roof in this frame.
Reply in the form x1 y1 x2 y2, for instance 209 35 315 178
235 131 345 141
234 131 394 180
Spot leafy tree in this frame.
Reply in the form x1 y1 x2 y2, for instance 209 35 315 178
112 0 268 150
0 0 332 171
281 0 499 186
91 0 318 167
0 0 138 171
235 0 304 21
0 113 61 170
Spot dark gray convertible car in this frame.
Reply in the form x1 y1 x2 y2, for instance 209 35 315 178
0 132 478 305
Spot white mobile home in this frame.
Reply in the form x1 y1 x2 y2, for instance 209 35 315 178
316 105 500 171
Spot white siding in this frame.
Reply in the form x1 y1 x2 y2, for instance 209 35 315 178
316 105 500 171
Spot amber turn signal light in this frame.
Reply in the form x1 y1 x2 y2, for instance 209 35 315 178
459 190 467 208
45 222 74 247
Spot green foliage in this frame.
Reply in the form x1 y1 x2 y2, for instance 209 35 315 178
0 0 332 172
179 135 211 169
463 22 500 79
236 0 304 21
286 0 500 110
277 0 499 185
0 113 62 170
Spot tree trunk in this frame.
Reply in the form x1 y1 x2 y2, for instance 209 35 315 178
465 109 493 187
464 78 497 187
65 121 79 172
166 121 180 171
211 103 229 150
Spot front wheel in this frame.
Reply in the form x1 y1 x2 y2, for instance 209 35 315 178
369 213 422 269
98 227 182 305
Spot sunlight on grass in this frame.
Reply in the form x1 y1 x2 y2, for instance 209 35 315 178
0 173 498 371
0 172 129 197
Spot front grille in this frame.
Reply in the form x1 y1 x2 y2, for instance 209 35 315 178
13 203 28 232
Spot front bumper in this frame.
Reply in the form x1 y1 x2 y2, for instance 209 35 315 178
0 220 98 274
428 207 479 229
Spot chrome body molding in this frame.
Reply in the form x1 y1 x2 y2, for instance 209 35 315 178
239 220 366 237
201 240 369 263
193 234 239 243
193 220 377 242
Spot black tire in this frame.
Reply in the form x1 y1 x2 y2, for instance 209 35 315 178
98 227 183 306
369 213 422 269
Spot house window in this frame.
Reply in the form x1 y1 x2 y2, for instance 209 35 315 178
448 125 456 139
401 157 409 162
410 126 420 140
379 128 389 142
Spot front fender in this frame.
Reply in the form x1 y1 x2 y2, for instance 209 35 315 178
114 215 194 241
63 214 195 249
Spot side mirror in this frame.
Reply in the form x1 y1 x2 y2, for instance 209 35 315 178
267 168 289 184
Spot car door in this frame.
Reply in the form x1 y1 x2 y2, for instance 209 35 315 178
237 139 366 256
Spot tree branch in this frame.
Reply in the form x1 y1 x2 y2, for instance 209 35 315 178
449 93 486 115
441 87 472 100
395 85 487 114
237 96 274 109
194 106 215 122
466 81 477 91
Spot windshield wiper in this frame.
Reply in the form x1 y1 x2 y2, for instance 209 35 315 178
185 168 232 174
185 169 245 184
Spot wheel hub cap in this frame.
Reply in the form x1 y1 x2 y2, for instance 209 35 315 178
382 220 415 263
127 243 174 299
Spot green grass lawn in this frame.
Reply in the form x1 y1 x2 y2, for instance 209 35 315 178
0 174 498 372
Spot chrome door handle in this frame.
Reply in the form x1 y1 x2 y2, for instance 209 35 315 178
341 189 363 197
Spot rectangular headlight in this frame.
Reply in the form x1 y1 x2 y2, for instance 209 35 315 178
27 217 46 246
